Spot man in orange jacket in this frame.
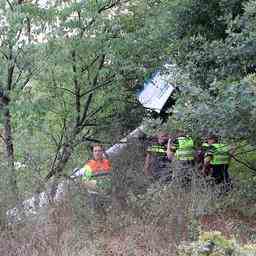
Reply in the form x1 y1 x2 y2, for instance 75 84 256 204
81 144 112 210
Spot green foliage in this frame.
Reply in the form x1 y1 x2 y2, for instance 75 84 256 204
0 0 175 202
154 0 256 145
178 231 256 256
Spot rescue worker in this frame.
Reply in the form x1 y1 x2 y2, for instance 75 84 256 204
202 134 232 188
81 144 112 211
143 132 172 183
167 131 195 187
167 131 195 163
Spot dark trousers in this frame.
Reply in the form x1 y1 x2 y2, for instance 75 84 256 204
211 164 230 184
210 164 232 195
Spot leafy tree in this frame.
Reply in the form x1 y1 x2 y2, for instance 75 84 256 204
36 0 179 182
0 0 48 201
0 0 176 203
158 0 256 142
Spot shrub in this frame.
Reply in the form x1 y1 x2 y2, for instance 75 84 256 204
178 231 256 256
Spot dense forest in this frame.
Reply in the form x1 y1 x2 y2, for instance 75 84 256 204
0 0 256 255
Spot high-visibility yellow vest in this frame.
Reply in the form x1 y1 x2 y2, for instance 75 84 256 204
204 143 230 165
175 137 195 161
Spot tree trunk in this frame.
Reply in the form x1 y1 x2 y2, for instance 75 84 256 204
46 140 74 182
3 102 19 203
46 138 75 199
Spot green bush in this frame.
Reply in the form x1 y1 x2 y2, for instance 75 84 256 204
178 231 256 256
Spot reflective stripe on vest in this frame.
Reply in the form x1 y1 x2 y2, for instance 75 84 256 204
175 137 195 161
209 144 230 165
202 143 209 149
147 144 166 156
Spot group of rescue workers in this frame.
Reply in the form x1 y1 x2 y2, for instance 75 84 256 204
79 131 234 211
144 131 233 187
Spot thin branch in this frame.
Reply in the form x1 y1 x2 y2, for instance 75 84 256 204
13 46 24 62
72 50 81 126
231 155 256 173
0 134 7 145
79 54 106 128
49 118 67 174
7 64 15 91
11 48 30 88
234 148 256 156
82 0 122 33
13 69 23 86
77 105 105 131
93 54 105 83
81 136 104 144
6 0 14 11
49 134 60 148
81 55 100 73
85 105 104 120
20 73 32 89
74 128 91 146
26 17 31 43
55 86 76 95
98 0 122 14
0 49 8 59
15 28 23 43
48 70 76 96
80 75 115 97
78 93 93 129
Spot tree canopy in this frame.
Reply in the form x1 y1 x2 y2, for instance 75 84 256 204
0 0 172 202
150 0 256 142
